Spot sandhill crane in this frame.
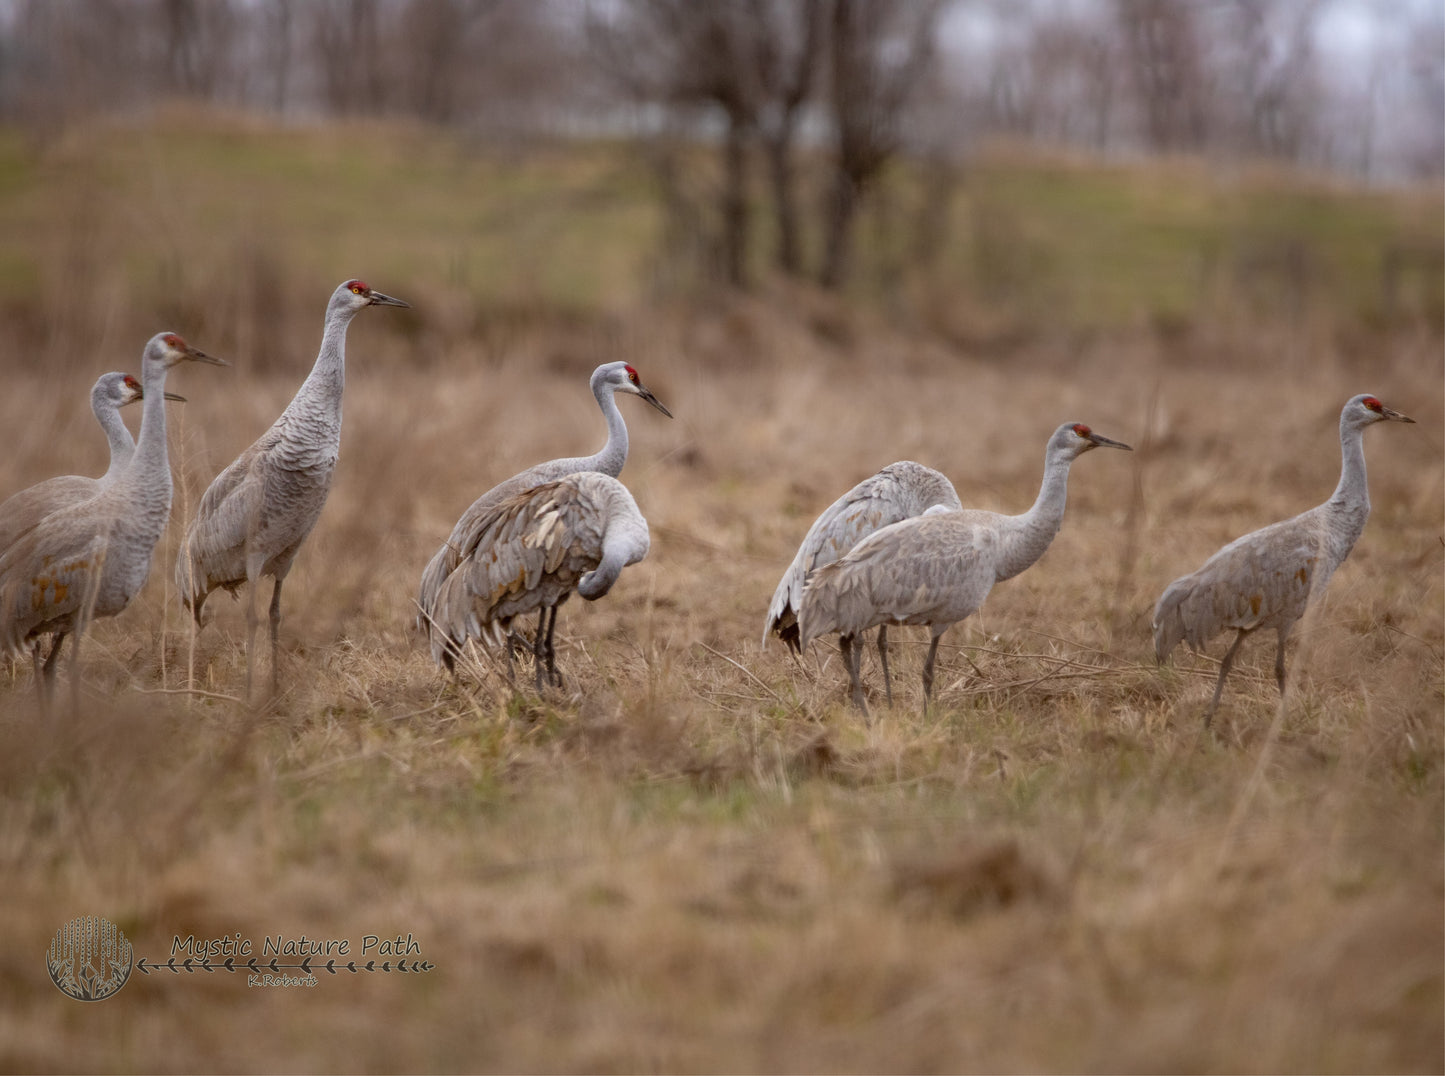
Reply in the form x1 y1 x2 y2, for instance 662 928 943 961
797 423 1131 715
175 279 408 698
424 471 651 690
764 461 962 703
1153 394 1414 727
0 372 183 675
0 334 226 710
0 373 185 553
415 361 670 655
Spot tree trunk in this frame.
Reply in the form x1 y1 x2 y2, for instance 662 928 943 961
720 107 751 288
819 170 858 290
763 120 803 276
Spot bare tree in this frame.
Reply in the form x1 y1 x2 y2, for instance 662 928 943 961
591 1 767 288
819 0 942 289
396 0 498 124
1213 0 1323 162
1403 1 1445 178
752 0 825 276
1114 0 1209 152
257 0 295 115
313 0 388 116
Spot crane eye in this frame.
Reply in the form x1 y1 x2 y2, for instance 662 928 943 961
124 377 139 390
163 334 183 348
349 281 367 295
625 365 639 384
1363 396 1382 412
1072 423 1091 437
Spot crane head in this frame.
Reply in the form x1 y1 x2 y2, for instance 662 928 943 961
337 279 411 312
145 333 229 370
1351 394 1414 426
110 373 186 407
1057 422 1132 456
594 361 673 418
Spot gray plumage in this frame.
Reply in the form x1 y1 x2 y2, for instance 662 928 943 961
0 335 225 709
1153 393 1414 726
797 423 1131 714
763 460 962 704
175 279 407 697
0 371 183 679
425 471 651 689
415 360 670 636
0 373 184 554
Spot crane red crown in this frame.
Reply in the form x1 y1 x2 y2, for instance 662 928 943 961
123 376 140 391
347 280 369 296
1072 423 1092 437
1363 396 1383 412
624 365 639 384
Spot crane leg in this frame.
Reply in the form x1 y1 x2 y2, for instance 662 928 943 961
506 629 524 676
502 632 517 684
542 606 561 687
1273 626 1290 698
532 611 548 693
31 640 51 717
1205 630 1247 729
841 634 868 717
922 634 942 714
41 632 66 686
67 627 83 718
244 580 259 702
876 625 893 707
268 577 284 697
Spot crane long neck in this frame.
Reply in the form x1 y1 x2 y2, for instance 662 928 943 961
127 357 174 509
95 398 136 481
994 450 1073 583
1327 417 1370 540
586 381 629 477
294 307 351 413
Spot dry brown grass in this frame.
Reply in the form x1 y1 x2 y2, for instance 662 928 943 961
0 117 1441 1072
2 293 1439 1073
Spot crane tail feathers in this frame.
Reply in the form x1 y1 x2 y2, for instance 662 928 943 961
1152 581 1190 663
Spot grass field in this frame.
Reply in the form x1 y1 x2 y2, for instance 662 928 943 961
1 115 1442 1072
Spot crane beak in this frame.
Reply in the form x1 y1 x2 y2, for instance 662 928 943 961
164 391 187 403
184 344 230 366
637 385 673 419
368 290 410 308
1381 406 1415 423
1087 432 1132 451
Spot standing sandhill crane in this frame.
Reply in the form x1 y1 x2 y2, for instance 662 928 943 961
797 423 1131 715
0 372 183 677
425 471 651 691
175 279 408 698
764 461 963 703
1153 394 1414 727
0 372 185 553
0 334 226 710
415 361 670 652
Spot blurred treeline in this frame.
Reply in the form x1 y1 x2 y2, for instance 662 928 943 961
0 0 1439 366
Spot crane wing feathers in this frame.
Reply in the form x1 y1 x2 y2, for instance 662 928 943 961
0 477 101 552
176 451 269 601
426 476 617 662
797 515 995 648
764 462 961 648
1153 515 1332 658
416 462 580 621
0 515 110 655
